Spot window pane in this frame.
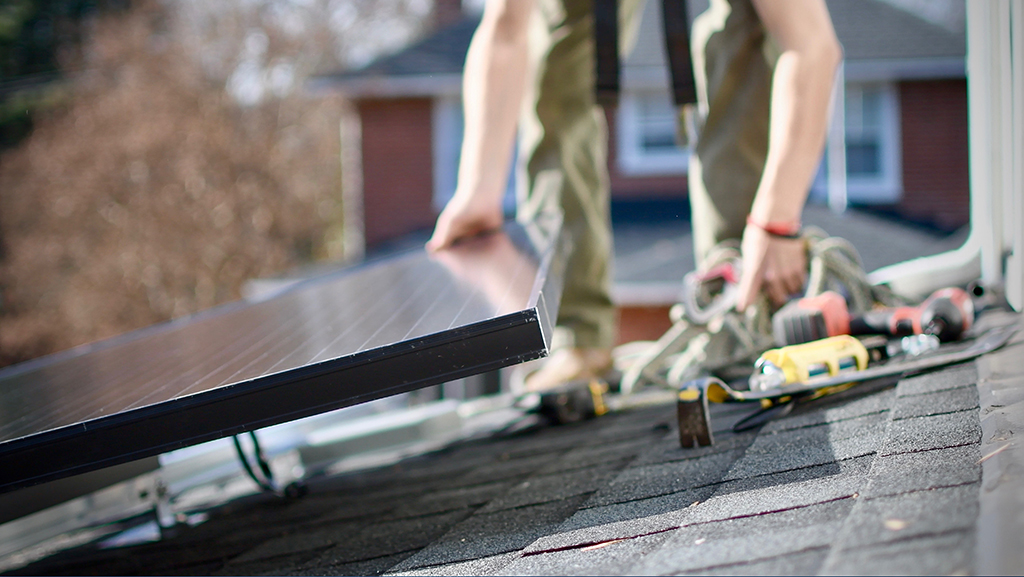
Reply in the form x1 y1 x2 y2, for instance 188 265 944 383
617 89 689 176
860 90 882 129
846 141 880 175
844 84 884 177
642 130 677 150
638 93 682 152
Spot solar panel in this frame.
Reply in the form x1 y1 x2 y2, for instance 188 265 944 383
0 219 567 494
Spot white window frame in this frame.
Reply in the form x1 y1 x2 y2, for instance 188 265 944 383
432 96 462 213
844 81 903 204
432 96 517 215
616 89 690 176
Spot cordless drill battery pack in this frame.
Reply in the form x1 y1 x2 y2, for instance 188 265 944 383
773 292 850 346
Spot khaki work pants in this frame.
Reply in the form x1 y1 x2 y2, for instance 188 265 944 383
689 0 776 262
517 0 772 350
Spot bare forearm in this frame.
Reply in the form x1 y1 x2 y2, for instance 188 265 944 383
426 1 534 251
736 0 841 310
456 0 533 208
749 0 842 224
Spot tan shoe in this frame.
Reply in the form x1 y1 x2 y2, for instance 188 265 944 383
524 347 614 393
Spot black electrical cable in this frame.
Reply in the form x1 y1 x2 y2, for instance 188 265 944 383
233 432 277 494
732 399 797 432
248 431 275 483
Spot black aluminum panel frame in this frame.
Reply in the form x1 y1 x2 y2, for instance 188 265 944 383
0 219 568 494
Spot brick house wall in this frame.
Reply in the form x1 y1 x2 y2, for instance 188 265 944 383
355 80 971 247
359 98 436 247
897 79 970 230
357 103 692 248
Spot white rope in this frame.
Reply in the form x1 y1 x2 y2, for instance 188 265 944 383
619 228 896 392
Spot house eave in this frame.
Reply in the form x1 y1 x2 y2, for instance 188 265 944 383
619 56 965 92
307 73 464 99
844 56 965 82
308 60 964 101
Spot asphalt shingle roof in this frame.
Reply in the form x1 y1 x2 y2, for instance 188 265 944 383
9 313 1021 576
314 16 476 91
827 0 965 61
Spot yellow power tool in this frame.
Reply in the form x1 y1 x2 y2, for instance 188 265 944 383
676 325 1018 448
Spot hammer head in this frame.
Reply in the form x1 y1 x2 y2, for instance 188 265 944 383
677 382 714 448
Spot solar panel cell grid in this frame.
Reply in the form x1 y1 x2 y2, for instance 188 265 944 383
0 220 566 493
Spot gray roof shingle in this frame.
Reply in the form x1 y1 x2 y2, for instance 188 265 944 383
6 315 1022 576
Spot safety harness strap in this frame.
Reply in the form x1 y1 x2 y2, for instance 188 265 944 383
661 0 698 106
594 0 697 107
594 0 620 106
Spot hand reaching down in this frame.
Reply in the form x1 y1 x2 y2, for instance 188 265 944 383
736 224 807 311
426 193 504 252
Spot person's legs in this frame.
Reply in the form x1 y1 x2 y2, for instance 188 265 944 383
688 0 776 265
516 0 644 389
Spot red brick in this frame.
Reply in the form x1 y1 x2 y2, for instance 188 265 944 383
359 99 437 247
898 79 970 230
616 305 674 345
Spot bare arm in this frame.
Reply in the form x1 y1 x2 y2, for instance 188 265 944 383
426 0 534 251
736 0 842 310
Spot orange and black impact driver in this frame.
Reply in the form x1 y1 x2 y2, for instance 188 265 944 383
773 287 975 347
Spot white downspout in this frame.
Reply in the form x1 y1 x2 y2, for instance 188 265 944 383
1006 0 1024 311
869 1 1022 310
827 61 848 214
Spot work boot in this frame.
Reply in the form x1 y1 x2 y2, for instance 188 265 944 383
524 347 614 393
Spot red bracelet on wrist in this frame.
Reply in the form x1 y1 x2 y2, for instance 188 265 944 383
746 215 802 239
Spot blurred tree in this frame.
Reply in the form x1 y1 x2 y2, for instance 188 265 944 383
0 0 435 367
0 0 129 145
